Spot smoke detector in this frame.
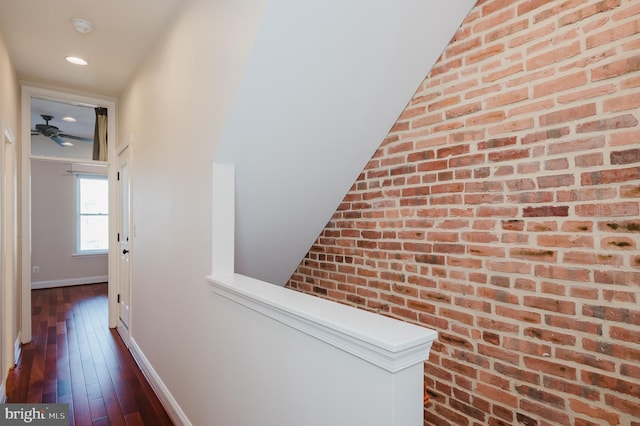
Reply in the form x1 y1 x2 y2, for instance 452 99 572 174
72 18 93 34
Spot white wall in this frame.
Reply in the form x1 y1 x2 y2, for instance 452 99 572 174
216 0 476 285
30 160 108 288
0 32 19 130
119 0 473 423
118 0 268 423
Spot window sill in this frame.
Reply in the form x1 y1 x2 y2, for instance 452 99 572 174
73 251 108 258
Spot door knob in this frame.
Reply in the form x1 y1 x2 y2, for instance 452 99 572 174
122 249 129 254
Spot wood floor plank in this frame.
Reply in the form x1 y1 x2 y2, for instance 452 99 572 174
6 284 174 425
68 314 93 426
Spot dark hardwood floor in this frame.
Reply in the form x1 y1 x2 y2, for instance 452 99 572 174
6 283 174 426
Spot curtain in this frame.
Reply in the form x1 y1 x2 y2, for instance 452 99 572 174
92 107 108 161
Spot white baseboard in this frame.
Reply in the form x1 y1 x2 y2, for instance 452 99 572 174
0 334 21 404
32 275 108 289
129 338 191 426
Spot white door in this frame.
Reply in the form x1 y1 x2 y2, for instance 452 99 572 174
118 147 131 334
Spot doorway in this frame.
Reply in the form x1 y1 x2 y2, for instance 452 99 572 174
20 85 118 344
1 121 17 401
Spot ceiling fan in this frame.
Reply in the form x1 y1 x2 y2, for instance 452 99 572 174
31 114 93 146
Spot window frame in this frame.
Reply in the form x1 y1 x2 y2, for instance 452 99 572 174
75 173 109 256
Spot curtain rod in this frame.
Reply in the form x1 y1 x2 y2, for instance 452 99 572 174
65 170 107 176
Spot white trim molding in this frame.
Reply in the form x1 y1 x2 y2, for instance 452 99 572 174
129 339 191 426
207 273 437 373
32 275 108 290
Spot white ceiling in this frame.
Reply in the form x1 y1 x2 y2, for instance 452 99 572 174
0 0 187 97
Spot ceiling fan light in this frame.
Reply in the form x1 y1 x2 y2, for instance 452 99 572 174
71 18 93 34
66 56 88 66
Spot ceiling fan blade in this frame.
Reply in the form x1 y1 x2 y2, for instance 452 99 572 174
59 133 93 143
50 135 68 146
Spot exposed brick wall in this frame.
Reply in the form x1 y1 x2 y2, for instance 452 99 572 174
287 0 640 425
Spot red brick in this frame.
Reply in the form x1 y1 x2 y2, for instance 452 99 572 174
486 87 529 108
517 0 548 16
429 57 463 78
533 71 588 97
557 348 616 371
603 93 640 112
577 114 638 133
522 127 570 144
477 4 516 29
545 314 602 335
446 102 482 119
533 0 585 24
486 19 529 43
581 370 640 395
611 148 640 165
483 64 524 86
587 16 640 49
547 135 605 155
495 305 541 323
509 99 555 117
539 103 597 126
604 394 640 417
447 37 482 59
466 44 506 65
570 398 621 426
487 117 534 135
557 83 617 104
515 384 565 408
538 234 593 248
524 356 576 379
564 251 623 267
526 42 581 70
610 325 640 343
560 0 621 26
475 382 518 408
523 295 576 315
523 206 569 217
543 376 601 401
575 152 604 168
592 55 640 81
575 201 639 217
519 400 571 423
466 111 506 126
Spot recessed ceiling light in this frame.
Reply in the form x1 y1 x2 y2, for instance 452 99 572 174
66 56 88 66
61 141 74 147
62 116 77 122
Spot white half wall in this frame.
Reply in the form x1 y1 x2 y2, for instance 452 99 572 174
207 273 436 426
215 0 476 285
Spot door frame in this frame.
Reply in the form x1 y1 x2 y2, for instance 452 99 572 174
20 85 118 343
116 143 133 344
1 120 17 402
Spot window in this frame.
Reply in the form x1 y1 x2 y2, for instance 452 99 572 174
76 174 108 254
